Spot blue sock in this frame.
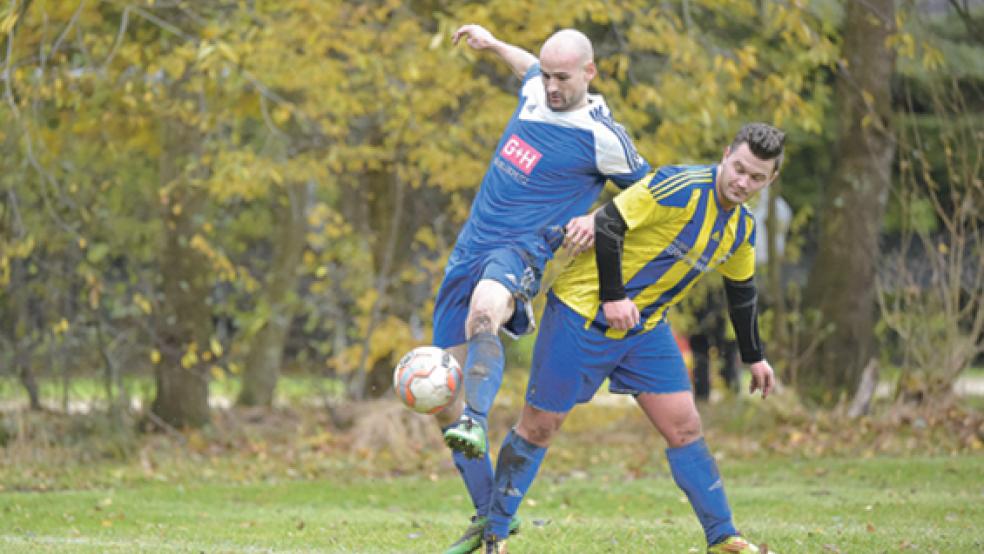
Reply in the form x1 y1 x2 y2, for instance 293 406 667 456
486 429 546 539
446 429 494 516
666 438 737 546
462 332 504 425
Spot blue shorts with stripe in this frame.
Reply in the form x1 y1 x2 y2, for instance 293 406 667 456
526 293 691 413
432 247 541 348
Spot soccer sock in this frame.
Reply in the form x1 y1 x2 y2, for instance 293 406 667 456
486 429 546 539
666 437 738 546
445 425 494 516
462 332 504 426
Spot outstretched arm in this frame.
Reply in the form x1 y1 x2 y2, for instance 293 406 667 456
452 24 538 79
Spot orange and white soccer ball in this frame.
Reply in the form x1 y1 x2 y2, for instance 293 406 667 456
393 346 462 414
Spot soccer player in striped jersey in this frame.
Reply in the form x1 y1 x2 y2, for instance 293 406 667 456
482 123 784 553
435 24 651 554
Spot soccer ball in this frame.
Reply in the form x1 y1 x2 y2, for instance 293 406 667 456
393 346 462 414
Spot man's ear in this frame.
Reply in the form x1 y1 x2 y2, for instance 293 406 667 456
584 61 597 81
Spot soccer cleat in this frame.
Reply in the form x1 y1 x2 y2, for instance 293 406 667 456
443 516 522 554
443 415 488 459
484 535 508 554
707 536 765 553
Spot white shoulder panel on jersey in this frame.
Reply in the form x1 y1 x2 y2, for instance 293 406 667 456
517 76 643 177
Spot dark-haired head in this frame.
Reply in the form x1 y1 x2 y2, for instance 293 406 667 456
731 123 785 173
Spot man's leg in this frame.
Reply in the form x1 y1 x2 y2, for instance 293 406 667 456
483 293 597 547
444 279 515 459
432 267 511 553
437 346 494 520
439 344 521 554
485 403 566 541
636 392 739 548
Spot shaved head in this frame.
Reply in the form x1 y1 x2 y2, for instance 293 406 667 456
537 29 596 111
540 28 594 66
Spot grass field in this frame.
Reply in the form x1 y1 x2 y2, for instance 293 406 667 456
1 453 981 553
2 372 982 553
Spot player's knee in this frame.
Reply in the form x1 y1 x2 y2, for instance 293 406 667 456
467 281 513 336
667 410 703 448
466 311 496 337
517 407 563 447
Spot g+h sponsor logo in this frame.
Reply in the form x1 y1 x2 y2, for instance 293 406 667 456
500 134 542 175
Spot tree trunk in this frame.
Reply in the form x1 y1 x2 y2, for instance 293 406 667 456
8 259 42 410
150 119 212 429
347 167 410 400
238 182 308 407
798 0 896 405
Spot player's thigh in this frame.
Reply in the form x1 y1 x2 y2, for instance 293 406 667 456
433 262 476 348
611 322 699 446
609 321 692 397
476 247 543 339
527 295 615 413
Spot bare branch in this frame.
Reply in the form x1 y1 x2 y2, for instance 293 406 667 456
47 0 85 63
947 0 984 46
101 4 129 70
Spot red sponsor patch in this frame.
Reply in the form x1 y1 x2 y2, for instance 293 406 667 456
500 134 542 175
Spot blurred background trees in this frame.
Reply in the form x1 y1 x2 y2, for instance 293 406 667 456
1 0 981 428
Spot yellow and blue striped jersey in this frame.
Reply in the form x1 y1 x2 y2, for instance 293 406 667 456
552 164 757 339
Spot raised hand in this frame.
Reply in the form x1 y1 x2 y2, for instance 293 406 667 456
452 24 497 50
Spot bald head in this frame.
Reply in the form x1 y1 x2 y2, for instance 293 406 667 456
540 29 594 66
538 29 596 111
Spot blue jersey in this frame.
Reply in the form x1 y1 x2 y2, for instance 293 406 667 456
450 64 651 270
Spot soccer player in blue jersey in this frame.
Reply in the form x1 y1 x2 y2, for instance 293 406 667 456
434 24 651 554
480 123 784 553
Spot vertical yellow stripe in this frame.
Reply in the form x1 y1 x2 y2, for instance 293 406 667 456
654 208 740 325
629 188 716 329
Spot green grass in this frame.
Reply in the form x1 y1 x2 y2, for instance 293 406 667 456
1 454 980 553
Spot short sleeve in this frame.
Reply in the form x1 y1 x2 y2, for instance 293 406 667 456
611 170 679 231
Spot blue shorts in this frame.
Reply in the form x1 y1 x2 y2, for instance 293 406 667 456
526 293 691 413
432 247 542 348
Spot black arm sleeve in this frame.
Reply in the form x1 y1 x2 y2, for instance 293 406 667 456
595 202 629 302
723 277 765 363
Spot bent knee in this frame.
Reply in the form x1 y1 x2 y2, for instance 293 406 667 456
467 282 514 336
517 407 564 447
667 411 703 448
466 310 497 337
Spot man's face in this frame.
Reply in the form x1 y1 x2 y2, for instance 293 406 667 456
717 143 779 208
539 49 595 112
